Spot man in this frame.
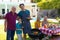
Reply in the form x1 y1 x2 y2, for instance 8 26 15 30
4 6 17 40
18 4 31 40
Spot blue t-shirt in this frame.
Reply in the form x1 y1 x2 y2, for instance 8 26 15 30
16 23 22 34
18 10 30 21
17 10 31 34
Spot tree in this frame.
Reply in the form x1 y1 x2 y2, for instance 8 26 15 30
37 0 60 9
32 0 41 3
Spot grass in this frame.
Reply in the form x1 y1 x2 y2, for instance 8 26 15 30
0 19 59 40
0 24 31 40
0 20 35 40
0 25 6 40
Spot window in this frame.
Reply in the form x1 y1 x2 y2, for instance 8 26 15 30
2 9 5 14
32 5 35 7
7 9 9 12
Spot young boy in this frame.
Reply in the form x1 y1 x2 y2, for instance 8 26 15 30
16 18 22 40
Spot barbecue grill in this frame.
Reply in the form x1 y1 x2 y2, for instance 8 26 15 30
28 29 46 40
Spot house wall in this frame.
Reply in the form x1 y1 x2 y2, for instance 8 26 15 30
0 0 37 17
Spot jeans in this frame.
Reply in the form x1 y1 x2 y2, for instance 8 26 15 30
7 30 15 40
17 34 22 40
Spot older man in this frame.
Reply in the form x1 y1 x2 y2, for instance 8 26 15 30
4 6 17 40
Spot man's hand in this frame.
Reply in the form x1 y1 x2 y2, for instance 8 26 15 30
4 19 7 32
22 27 24 30
27 17 32 20
4 28 7 32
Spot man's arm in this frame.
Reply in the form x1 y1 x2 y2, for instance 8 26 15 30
17 11 22 19
27 10 32 20
16 16 20 20
4 19 7 32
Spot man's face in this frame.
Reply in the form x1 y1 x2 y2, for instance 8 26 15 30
20 5 25 10
11 7 16 12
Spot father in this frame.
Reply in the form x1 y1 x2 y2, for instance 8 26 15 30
4 6 17 40
18 4 31 40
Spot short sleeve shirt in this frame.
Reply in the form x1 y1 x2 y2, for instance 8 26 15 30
16 23 22 34
5 12 17 30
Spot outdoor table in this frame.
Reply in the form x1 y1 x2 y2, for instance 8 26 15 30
39 27 60 36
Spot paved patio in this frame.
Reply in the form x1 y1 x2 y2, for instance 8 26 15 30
50 36 60 40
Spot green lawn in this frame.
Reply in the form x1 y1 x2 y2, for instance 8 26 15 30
0 20 35 40
0 19 59 40
0 24 31 40
0 24 6 40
